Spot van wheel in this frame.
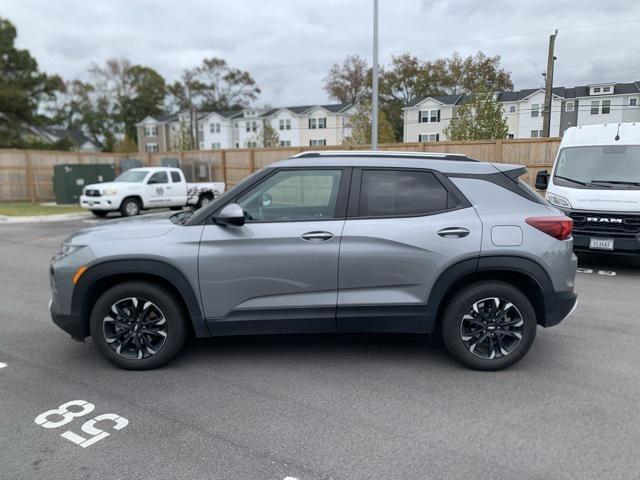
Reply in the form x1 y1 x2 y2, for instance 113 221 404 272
90 282 187 370
441 281 537 371
120 198 141 217
90 210 108 217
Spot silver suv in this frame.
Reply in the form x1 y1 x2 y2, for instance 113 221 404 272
49 151 578 371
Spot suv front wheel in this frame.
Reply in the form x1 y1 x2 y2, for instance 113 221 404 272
441 281 537 371
90 281 187 369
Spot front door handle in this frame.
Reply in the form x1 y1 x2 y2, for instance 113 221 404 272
437 227 470 238
301 231 334 242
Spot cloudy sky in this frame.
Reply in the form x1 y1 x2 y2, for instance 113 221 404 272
3 0 640 106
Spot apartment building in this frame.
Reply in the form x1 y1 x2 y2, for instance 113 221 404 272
404 81 640 142
136 103 355 153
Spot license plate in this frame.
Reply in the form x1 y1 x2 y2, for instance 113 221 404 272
589 238 614 250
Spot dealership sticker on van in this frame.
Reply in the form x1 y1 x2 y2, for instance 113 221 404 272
589 238 615 250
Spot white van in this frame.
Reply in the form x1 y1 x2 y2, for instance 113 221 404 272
536 123 640 254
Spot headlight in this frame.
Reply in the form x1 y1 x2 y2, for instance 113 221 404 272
102 188 118 196
546 192 572 209
59 243 85 259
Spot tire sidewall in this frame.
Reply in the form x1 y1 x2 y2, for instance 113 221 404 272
442 281 537 371
90 282 186 370
120 198 140 217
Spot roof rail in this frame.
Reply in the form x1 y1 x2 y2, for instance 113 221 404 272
291 150 473 160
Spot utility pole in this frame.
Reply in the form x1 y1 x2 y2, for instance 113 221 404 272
371 0 379 149
542 29 558 138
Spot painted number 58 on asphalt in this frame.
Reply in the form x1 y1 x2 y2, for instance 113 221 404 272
34 400 128 448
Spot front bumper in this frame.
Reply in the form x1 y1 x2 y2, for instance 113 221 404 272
541 289 578 327
50 303 86 339
573 233 640 254
79 195 118 211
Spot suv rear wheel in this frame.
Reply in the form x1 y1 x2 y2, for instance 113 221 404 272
441 281 537 371
90 281 187 370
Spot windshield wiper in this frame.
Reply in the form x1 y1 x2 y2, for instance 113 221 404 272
591 179 640 187
554 175 588 186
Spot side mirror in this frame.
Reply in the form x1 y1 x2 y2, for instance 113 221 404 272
214 203 245 226
535 170 549 190
262 193 272 207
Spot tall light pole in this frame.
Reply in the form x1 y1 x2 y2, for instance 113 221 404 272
371 0 379 150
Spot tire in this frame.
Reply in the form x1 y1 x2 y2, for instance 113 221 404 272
441 281 537 371
90 210 108 218
196 194 213 209
120 197 141 217
90 281 187 370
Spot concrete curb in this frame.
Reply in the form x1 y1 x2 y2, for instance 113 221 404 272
0 212 92 223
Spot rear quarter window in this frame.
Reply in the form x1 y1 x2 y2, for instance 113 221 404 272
359 170 449 217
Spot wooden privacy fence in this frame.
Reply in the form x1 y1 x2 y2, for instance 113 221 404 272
0 138 559 202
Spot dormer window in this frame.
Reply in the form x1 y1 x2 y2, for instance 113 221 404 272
590 85 613 95
593 87 601 94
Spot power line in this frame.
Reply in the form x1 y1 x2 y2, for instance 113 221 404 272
380 18 640 60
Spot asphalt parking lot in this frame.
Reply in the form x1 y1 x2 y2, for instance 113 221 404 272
2 217 640 480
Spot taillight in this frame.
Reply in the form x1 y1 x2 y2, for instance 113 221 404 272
525 216 573 240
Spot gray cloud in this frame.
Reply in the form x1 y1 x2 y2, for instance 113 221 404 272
3 0 639 107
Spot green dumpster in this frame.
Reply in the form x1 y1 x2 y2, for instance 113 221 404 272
52 164 116 204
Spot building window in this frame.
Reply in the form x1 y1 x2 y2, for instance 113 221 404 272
419 110 440 123
245 122 250 132
234 122 239 128
235 142 240 148
507 133 515 139
630 97 638 107
317 118 327 129
309 139 326 146
603 86 611 93
247 141 258 148
309 118 317 129
210 123 220 133
565 101 574 112
418 134 439 142
591 100 600 115
211 142 221 149
199 142 204 149
530 130 543 138
145 143 158 153
509 105 516 113
279 119 292 130
279 140 291 147
531 104 540 118
602 99 611 114
144 125 158 137
593 87 601 93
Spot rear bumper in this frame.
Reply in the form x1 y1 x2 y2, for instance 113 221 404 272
541 290 578 327
573 233 640 255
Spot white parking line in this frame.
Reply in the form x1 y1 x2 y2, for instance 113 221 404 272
0 362 7 369
283 477 299 480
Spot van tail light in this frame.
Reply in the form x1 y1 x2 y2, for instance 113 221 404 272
525 216 573 240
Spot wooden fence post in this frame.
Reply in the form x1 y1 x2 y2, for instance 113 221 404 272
249 148 256 173
494 139 503 164
25 151 36 203
220 149 227 183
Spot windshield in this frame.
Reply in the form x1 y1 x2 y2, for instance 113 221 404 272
554 146 640 188
115 170 150 182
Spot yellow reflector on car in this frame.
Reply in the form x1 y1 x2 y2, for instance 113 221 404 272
72 266 88 285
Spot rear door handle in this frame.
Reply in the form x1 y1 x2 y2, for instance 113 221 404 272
437 227 470 238
301 231 334 242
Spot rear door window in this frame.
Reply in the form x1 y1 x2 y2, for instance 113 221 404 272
170 171 182 183
358 169 448 217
